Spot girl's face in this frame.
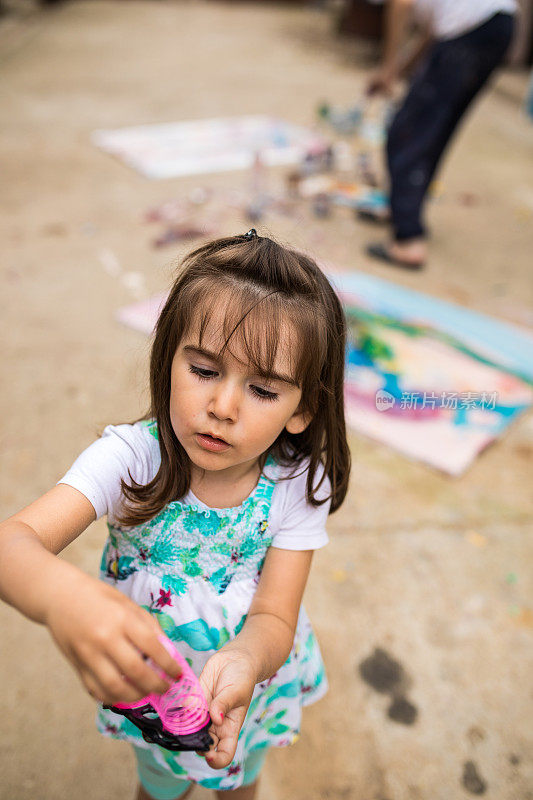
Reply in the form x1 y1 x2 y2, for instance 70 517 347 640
169 308 310 484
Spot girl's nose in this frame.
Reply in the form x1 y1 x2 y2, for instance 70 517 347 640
208 380 240 422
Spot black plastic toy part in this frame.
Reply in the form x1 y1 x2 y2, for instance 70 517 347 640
105 703 213 752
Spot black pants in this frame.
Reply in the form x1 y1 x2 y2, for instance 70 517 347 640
387 12 514 241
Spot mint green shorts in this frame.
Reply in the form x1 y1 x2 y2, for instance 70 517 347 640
133 746 268 800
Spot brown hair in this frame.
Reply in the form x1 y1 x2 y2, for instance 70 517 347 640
117 233 350 525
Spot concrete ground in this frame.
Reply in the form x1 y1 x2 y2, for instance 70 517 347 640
1 2 532 799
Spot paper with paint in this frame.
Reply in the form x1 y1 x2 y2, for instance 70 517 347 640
333 272 533 475
92 116 327 179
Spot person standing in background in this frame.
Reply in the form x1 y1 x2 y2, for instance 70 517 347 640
364 0 517 269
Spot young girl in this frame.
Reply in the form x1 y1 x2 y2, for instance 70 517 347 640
0 230 350 800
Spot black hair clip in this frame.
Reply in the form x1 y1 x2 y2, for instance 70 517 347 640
242 229 258 240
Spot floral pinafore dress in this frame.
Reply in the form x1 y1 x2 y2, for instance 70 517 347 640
96 439 327 791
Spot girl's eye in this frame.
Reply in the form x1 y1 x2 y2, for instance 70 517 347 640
250 385 279 402
189 364 217 380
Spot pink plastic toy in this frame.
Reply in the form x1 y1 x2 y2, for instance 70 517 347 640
106 636 213 752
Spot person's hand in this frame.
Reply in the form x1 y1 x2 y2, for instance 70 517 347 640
366 66 397 97
198 647 258 769
44 571 182 704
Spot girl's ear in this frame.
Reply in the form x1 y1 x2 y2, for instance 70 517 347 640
285 408 313 435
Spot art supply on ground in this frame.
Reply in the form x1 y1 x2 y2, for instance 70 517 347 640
245 199 265 222
317 101 363 135
145 199 189 223
153 223 211 248
352 188 390 219
297 173 335 198
356 151 379 188
358 117 386 145
245 151 269 221
333 184 389 214
286 170 301 199
144 193 220 248
312 192 331 218
301 141 335 175
107 636 213 752
332 141 355 177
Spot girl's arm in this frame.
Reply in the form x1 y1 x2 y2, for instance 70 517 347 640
223 546 313 680
198 546 313 769
0 484 181 702
0 485 97 621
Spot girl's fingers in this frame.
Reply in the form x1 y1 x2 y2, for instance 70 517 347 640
69 617 182 703
198 672 215 707
78 660 138 705
209 729 220 750
205 736 237 769
81 654 147 705
196 728 220 759
208 686 247 726
109 637 171 697
203 712 245 769
129 619 182 682
80 671 107 701
79 668 119 704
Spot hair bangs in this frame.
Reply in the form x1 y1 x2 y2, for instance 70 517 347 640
180 278 317 389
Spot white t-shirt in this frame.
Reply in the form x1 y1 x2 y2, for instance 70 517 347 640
413 0 516 40
58 422 330 551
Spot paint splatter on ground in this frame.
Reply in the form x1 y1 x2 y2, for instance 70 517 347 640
387 695 418 725
462 761 487 795
358 647 418 726
359 647 405 693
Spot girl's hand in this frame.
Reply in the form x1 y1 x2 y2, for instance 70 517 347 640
198 648 257 769
197 548 314 768
44 571 182 705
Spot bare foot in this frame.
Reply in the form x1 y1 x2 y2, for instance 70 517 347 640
366 238 427 269
389 238 427 265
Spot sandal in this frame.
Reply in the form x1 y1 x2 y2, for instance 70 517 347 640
366 242 425 270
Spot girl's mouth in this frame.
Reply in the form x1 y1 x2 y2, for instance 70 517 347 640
196 433 231 452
